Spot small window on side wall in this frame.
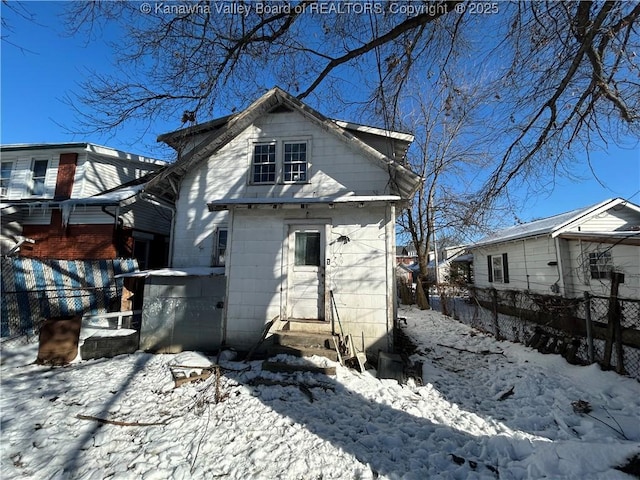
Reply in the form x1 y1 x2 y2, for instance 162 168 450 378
1 161 13 197
212 228 228 267
588 250 613 280
487 253 509 284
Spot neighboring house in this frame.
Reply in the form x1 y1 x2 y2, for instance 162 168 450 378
426 245 468 284
145 87 421 353
0 143 171 268
469 198 640 299
396 245 418 265
406 245 469 284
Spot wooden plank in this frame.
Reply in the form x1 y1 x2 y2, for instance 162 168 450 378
603 273 622 370
173 370 212 388
245 316 281 361
262 361 336 376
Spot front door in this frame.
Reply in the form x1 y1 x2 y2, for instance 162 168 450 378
287 225 325 320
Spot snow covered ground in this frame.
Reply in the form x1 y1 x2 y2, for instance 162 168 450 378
1 305 639 479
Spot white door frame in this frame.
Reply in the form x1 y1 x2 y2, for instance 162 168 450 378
282 219 331 321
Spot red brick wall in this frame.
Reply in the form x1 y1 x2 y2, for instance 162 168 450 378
54 153 78 200
21 210 120 259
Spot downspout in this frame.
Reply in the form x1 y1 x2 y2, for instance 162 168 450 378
553 236 566 296
522 239 530 290
101 205 126 256
140 193 176 267
385 202 396 352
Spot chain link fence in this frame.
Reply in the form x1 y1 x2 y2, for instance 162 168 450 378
1 286 121 342
1 257 138 341
429 285 640 382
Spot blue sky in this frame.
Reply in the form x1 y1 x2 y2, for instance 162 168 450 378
1 2 638 224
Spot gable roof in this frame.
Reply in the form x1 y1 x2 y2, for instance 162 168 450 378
148 87 421 202
471 198 640 248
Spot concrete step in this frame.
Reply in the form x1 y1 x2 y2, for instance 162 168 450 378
267 344 339 362
285 320 332 333
275 331 335 349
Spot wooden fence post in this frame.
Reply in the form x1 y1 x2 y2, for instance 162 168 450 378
603 272 623 372
491 288 501 340
583 291 594 364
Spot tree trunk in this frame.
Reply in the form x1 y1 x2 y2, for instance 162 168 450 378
416 276 430 310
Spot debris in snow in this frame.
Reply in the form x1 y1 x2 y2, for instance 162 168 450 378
436 343 504 356
572 400 629 440
76 414 168 427
572 399 592 414
496 385 515 401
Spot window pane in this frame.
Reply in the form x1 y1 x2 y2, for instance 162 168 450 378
295 232 320 266
217 229 227 266
31 160 48 196
252 144 276 183
284 142 307 182
492 256 503 283
0 162 12 196
589 251 611 279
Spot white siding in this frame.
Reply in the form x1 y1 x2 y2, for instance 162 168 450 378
119 202 172 234
473 236 560 294
74 152 161 198
225 209 286 348
565 240 640 299
565 206 640 232
170 109 400 352
223 205 391 351
171 110 395 266
0 152 59 200
326 206 391 352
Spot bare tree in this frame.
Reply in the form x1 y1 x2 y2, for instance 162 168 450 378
61 0 640 214
63 1 638 203
394 68 498 308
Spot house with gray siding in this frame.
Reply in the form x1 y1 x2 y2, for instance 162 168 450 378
146 87 421 354
469 198 640 300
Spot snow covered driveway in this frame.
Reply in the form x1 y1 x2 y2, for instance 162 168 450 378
1 306 639 479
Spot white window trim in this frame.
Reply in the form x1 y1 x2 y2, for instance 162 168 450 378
29 157 49 197
0 160 14 198
587 249 613 281
211 226 228 267
492 255 504 283
487 253 509 284
250 142 277 185
248 137 311 185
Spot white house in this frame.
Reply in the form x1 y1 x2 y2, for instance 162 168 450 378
469 198 640 299
146 87 421 354
0 143 170 267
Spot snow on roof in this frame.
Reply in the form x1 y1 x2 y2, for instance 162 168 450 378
471 198 633 248
60 184 146 226
115 267 225 278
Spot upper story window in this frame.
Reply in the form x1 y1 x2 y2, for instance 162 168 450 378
30 159 49 196
1 161 13 197
487 253 509 284
283 142 307 182
252 144 276 184
250 139 310 185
